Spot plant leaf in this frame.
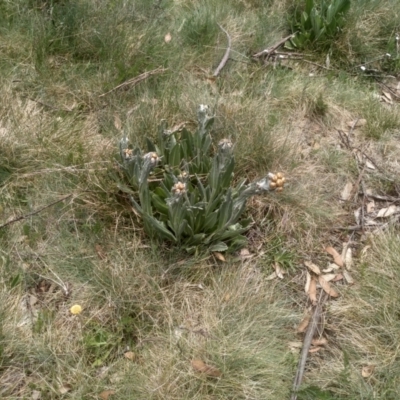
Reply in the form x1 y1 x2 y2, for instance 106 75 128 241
297 314 311 333
209 242 228 252
309 276 317 304
325 246 344 267
191 359 222 378
304 261 321 275
318 275 339 297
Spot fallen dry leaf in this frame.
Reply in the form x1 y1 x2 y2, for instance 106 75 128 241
325 246 344 268
383 91 393 101
361 245 371 256
304 261 321 275
99 390 116 400
311 337 328 346
340 181 353 201
323 263 340 273
265 271 277 280
321 273 336 282
297 314 311 333
239 248 251 258
354 207 361 224
367 201 375 213
305 271 311 294
32 390 41 400
309 277 317 304
164 32 172 43
365 160 376 170
332 273 344 282
124 351 135 361
59 385 72 395
361 365 375 378
318 275 339 297
191 359 222 378
95 244 107 260
343 270 355 285
377 205 400 218
288 341 303 349
223 293 231 302
213 252 226 262
346 119 367 128
345 247 353 270
309 346 323 353
114 114 122 131
274 262 284 279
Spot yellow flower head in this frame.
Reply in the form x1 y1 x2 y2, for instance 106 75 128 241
70 304 82 315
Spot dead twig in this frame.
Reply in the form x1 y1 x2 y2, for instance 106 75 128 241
99 67 167 97
253 34 295 61
299 58 336 71
24 96 74 112
373 76 400 100
0 194 72 229
213 24 231 77
291 291 328 400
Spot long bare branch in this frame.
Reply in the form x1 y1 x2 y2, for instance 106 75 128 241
0 194 72 229
291 291 328 400
99 67 167 97
213 24 232 77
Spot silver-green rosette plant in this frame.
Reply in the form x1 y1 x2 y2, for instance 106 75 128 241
118 105 286 254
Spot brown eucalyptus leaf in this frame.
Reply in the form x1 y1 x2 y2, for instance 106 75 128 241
318 275 339 297
309 277 317 304
288 341 303 349
304 261 321 275
323 263 340 273
59 385 71 395
332 274 344 282
309 346 323 353
340 181 353 201
325 246 344 267
31 391 41 400
346 119 367 128
311 337 328 346
361 365 375 378
191 359 222 378
297 314 311 333
113 114 122 131
382 91 393 102
213 252 226 262
321 273 336 282
354 207 361 225
239 248 252 259
99 390 116 400
274 263 284 279
164 32 172 43
345 247 353 270
366 201 375 213
377 205 400 218
343 270 355 285
305 271 311 294
265 271 277 280
95 244 107 260
124 351 135 361
365 160 376 170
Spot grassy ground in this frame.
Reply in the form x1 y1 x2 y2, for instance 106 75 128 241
1 0 400 399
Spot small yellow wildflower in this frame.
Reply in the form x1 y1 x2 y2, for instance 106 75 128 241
70 304 82 315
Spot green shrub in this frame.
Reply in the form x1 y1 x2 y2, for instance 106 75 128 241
288 0 351 49
118 105 286 254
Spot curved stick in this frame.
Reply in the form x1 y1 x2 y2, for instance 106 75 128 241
213 24 231 77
